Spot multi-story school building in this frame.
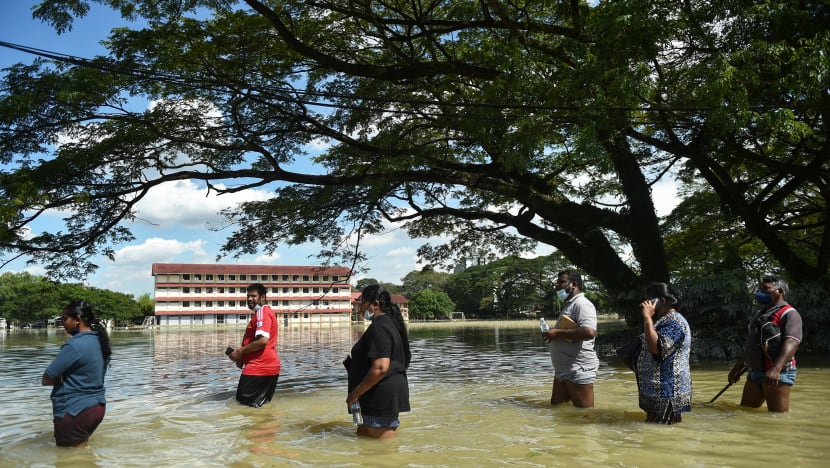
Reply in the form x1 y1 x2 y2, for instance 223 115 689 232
151 263 354 326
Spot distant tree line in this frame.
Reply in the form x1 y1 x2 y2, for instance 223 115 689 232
0 272 153 326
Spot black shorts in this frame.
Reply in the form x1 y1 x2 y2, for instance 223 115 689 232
236 374 279 408
54 403 106 447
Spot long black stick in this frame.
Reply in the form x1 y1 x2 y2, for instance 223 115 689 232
708 367 748 403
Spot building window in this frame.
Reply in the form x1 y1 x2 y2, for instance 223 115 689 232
323 300 329 306
183 274 190 280
194 301 202 307
282 287 288 293
271 287 278 294
271 275 278 281
217 314 225 324
218 301 224 307
303 287 310 293
282 300 289 306
218 274 224 280
293 287 299 293
249 274 257 281
218 287 224 293
282 275 289 281
206 301 213 307
240 274 246 280
229 275 235 280
182 301 190 307
239 315 247 321
182 287 190 293
313 300 319 306
206 287 213 293
303 275 309 281
229 287 235 294
313 287 320 293
194 287 202 294
228 300 235 307
323 275 329 281
195 274 202 280
206 274 213 280
292 275 299 281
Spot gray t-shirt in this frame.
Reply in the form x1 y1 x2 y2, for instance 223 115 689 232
549 292 599 374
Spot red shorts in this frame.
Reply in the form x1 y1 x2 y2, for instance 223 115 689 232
54 404 106 447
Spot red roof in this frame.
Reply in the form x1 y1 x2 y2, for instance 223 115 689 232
351 291 409 304
151 263 352 276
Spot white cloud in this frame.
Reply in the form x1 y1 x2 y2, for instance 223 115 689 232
304 137 331 152
95 237 213 296
386 246 416 258
133 180 272 228
112 237 210 263
652 179 679 217
252 252 283 264
359 230 405 247
17 226 33 241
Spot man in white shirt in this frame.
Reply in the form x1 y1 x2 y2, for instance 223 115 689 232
542 270 599 408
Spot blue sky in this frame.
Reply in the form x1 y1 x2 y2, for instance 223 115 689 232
0 2 678 299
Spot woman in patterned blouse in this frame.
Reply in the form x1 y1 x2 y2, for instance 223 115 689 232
634 282 692 424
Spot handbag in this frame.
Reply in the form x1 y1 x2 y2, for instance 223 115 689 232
615 339 641 371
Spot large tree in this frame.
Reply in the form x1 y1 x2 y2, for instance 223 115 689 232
408 289 455 320
400 266 452 298
1 1 827 312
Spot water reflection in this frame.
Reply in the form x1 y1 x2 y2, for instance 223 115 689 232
0 323 827 467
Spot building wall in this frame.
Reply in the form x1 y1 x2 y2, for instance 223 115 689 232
152 263 354 326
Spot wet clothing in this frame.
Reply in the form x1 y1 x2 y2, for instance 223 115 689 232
742 303 802 373
53 403 105 447
748 368 797 386
45 331 107 419
549 292 599 382
635 311 692 423
362 414 400 429
240 304 281 376
554 366 597 385
236 374 279 408
236 304 280 407
347 314 410 418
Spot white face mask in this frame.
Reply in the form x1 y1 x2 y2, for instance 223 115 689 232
364 310 374 321
556 288 569 301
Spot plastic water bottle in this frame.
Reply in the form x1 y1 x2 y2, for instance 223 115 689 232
540 318 549 332
350 401 363 425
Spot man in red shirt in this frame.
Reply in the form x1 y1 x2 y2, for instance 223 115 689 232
229 283 281 407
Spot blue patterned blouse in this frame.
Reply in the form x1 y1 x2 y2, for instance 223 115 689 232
635 311 692 420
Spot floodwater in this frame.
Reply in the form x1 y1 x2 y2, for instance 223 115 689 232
0 322 827 467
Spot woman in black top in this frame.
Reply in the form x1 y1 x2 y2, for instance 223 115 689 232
346 284 411 438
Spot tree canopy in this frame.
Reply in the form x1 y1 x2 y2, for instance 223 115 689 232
0 271 142 323
408 289 455 320
400 266 452 298
1 1 827 312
